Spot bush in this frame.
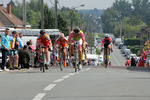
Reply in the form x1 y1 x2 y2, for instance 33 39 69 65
124 38 141 46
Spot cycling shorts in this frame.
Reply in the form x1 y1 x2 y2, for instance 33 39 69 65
71 39 82 47
9 50 18 56
39 42 50 49
59 43 67 48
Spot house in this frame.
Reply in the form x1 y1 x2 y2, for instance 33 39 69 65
0 3 30 29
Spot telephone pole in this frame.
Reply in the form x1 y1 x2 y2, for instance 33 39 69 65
41 0 44 29
55 0 58 29
23 0 26 29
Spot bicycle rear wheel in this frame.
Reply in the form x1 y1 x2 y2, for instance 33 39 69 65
60 51 63 71
105 49 108 68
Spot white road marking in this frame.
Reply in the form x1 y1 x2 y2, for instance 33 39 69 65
44 84 56 91
62 75 70 79
32 93 46 100
54 79 64 83
111 53 121 66
68 73 75 76
85 68 91 71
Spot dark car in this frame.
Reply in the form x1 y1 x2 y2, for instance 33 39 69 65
118 43 124 49
121 46 127 54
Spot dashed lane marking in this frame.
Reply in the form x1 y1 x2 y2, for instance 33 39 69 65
62 75 70 79
32 93 46 100
68 73 75 76
54 79 64 83
44 84 56 91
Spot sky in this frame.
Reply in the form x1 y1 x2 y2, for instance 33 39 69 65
1 0 132 10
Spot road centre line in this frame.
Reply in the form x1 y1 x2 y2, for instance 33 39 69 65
62 75 70 79
44 84 56 91
111 53 121 66
32 93 46 100
54 79 64 83
68 73 75 76
85 68 91 71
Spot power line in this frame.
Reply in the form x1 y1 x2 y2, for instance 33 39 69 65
49 0 55 5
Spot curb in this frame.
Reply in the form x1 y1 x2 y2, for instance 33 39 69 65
127 67 150 72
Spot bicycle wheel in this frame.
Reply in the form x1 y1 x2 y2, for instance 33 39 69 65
60 51 63 71
74 44 78 72
105 49 108 68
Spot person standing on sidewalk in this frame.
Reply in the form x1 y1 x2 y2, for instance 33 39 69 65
0 28 10 71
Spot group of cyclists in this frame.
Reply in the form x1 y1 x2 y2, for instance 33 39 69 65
36 27 113 70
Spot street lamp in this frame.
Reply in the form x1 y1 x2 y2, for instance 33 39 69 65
70 4 85 31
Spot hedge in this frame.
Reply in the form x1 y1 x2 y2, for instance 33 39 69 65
124 38 141 46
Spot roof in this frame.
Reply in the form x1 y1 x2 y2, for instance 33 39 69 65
0 22 4 27
0 29 60 36
0 5 23 27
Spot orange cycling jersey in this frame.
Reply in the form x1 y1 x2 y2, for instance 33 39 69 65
55 37 68 47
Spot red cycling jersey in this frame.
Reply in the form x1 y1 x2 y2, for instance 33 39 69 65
37 33 51 46
101 37 112 44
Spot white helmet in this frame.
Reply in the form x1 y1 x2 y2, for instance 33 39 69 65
60 33 64 37
104 34 109 38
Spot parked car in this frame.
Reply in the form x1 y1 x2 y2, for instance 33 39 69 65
121 46 127 54
98 54 103 65
126 54 137 59
118 43 124 49
124 49 131 57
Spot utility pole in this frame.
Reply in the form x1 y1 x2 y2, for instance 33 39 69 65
41 0 44 29
23 0 26 29
55 0 58 29
70 10 73 31
120 21 122 38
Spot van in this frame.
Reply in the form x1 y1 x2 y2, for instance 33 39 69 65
115 38 122 46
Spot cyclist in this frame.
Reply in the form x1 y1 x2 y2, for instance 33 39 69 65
68 27 85 69
54 33 68 67
82 42 89 65
36 29 52 69
101 34 113 63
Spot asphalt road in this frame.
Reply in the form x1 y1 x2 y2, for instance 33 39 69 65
0 67 150 100
0 44 149 100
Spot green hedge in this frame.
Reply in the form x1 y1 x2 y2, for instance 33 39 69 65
128 46 140 55
124 38 141 46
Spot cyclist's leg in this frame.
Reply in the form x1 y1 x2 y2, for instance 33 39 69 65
77 39 83 63
44 48 49 64
62 44 67 67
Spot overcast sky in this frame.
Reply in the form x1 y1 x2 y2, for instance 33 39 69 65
1 0 150 10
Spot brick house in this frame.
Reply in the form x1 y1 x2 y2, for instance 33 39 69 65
0 4 30 29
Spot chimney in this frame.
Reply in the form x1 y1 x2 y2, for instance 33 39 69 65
7 4 11 15
0 4 3 6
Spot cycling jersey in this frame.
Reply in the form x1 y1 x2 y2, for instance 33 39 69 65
101 37 112 44
37 33 51 48
69 30 85 41
146 50 150 58
55 37 68 47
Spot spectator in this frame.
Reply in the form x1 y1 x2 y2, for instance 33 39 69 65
135 57 138 67
29 39 36 52
16 32 24 49
131 56 136 67
18 45 30 69
142 49 147 67
125 58 130 66
19 33 23 40
0 28 10 71
9 31 20 70
146 47 150 67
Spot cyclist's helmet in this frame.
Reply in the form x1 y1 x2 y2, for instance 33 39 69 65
60 33 64 38
40 29 45 35
104 34 109 38
74 27 80 34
